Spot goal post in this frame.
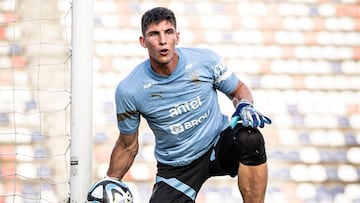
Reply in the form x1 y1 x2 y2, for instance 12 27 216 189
70 0 94 201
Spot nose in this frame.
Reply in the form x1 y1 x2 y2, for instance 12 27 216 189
159 33 167 45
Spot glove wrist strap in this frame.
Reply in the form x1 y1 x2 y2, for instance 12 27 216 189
234 99 252 108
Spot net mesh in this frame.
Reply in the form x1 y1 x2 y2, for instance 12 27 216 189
0 0 71 201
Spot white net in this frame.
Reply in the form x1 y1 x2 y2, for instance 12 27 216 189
0 0 71 202
1 0 360 202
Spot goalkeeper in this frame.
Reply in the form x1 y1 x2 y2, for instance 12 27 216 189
105 6 271 203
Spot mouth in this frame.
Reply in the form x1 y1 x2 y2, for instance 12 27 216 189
159 48 169 56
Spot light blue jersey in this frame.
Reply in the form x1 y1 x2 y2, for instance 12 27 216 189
115 47 239 166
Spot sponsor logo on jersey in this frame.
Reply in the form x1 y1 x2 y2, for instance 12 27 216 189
169 110 210 135
169 96 208 134
169 96 202 117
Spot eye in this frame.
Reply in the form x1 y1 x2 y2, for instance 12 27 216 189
166 29 174 35
148 32 158 37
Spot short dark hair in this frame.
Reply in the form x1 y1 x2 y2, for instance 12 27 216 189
141 7 177 36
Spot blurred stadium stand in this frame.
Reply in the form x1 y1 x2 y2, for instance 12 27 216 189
1 0 360 202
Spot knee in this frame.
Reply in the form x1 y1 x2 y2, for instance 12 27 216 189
232 125 267 166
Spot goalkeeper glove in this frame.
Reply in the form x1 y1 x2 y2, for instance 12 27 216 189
230 100 271 129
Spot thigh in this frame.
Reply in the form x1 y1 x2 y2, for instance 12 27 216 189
210 126 240 177
211 124 267 177
149 181 194 203
149 151 212 203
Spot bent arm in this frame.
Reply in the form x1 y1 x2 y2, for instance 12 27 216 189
229 80 254 106
106 130 139 180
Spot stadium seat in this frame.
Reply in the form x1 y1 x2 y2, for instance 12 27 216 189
22 183 39 199
31 131 44 143
330 186 345 200
270 168 291 180
290 164 308 181
287 150 301 162
337 164 359 182
344 133 357 145
0 145 15 161
268 150 286 161
308 164 327 182
332 149 347 162
316 186 333 203
296 183 317 201
34 147 48 158
0 113 10 125
326 167 339 181
39 184 59 202
297 132 310 144
25 100 37 111
129 162 153 181
16 145 34 161
344 184 360 202
299 147 320 163
17 163 37 179
94 132 109 143
347 147 360 164
37 166 52 178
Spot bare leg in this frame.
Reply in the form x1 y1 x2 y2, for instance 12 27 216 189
238 162 268 203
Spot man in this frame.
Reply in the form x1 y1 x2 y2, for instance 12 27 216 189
106 7 271 203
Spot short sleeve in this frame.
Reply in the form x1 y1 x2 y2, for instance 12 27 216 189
115 83 140 134
209 51 239 95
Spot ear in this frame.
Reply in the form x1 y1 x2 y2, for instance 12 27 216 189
139 36 147 48
175 32 180 45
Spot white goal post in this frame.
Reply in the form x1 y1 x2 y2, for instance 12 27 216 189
70 0 94 201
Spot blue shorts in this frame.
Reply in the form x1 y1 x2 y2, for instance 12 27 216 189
149 124 267 203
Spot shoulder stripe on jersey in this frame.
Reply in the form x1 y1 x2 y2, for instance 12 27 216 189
117 111 138 121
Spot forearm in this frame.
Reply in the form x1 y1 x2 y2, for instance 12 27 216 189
107 133 139 180
229 80 271 128
230 80 254 106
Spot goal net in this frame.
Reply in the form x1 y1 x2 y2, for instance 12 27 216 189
0 0 72 201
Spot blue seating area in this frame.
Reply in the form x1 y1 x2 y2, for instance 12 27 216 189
0 0 359 202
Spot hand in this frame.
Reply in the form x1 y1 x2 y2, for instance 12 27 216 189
230 100 271 128
87 176 133 202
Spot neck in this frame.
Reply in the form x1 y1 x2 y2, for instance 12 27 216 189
150 54 179 76
151 65 173 76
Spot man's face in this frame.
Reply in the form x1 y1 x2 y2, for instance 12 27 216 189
139 20 180 69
